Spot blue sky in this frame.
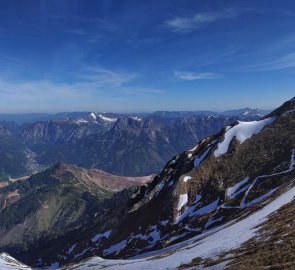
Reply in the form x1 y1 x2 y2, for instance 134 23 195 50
0 0 294 113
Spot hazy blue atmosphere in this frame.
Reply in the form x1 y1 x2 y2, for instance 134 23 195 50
0 0 294 113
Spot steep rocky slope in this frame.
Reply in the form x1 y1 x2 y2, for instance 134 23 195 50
13 97 293 269
0 123 29 180
0 163 151 260
0 253 32 269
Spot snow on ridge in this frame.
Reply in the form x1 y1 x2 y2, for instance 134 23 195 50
191 198 219 218
156 181 165 196
74 118 89 125
89 112 97 120
72 185 295 270
0 253 32 269
175 194 206 224
177 194 188 211
103 240 128 256
226 177 250 199
91 230 112 243
283 109 295 116
98 114 118 123
67 243 77 255
160 220 169 226
183 176 191 183
194 147 211 168
247 187 278 206
214 117 275 157
130 116 143 122
222 149 295 210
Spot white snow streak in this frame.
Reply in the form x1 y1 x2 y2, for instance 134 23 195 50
64 185 295 270
194 147 211 168
177 194 188 211
183 176 191 183
214 117 275 157
226 177 250 199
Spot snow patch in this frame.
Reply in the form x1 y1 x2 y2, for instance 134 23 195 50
74 247 92 260
89 112 97 120
177 194 188 211
103 240 128 256
214 117 275 157
67 243 77 255
74 119 89 125
175 194 205 224
0 253 32 269
283 109 295 116
160 220 169 226
183 176 191 183
91 230 112 243
69 186 295 270
247 188 278 206
205 216 224 229
148 226 161 244
226 177 250 199
194 147 211 168
191 198 219 217
130 116 142 121
98 114 117 123
156 181 165 196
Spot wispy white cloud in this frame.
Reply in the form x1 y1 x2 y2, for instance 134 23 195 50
78 66 138 87
165 9 238 33
174 71 223 80
249 52 295 71
0 66 163 112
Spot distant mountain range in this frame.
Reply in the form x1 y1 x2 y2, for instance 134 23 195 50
147 108 271 119
0 108 271 124
0 108 271 179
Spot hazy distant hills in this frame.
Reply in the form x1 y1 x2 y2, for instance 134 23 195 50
0 108 270 124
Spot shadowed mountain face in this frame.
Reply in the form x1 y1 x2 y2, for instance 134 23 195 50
0 163 151 258
3 97 293 269
0 123 29 181
0 110 268 179
4 109 266 177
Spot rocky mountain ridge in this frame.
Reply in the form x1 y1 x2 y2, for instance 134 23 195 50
16 110 268 176
4 97 292 269
0 162 151 261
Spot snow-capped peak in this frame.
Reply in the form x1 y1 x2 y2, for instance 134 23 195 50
130 116 143 122
98 114 118 123
74 118 89 125
89 112 97 121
